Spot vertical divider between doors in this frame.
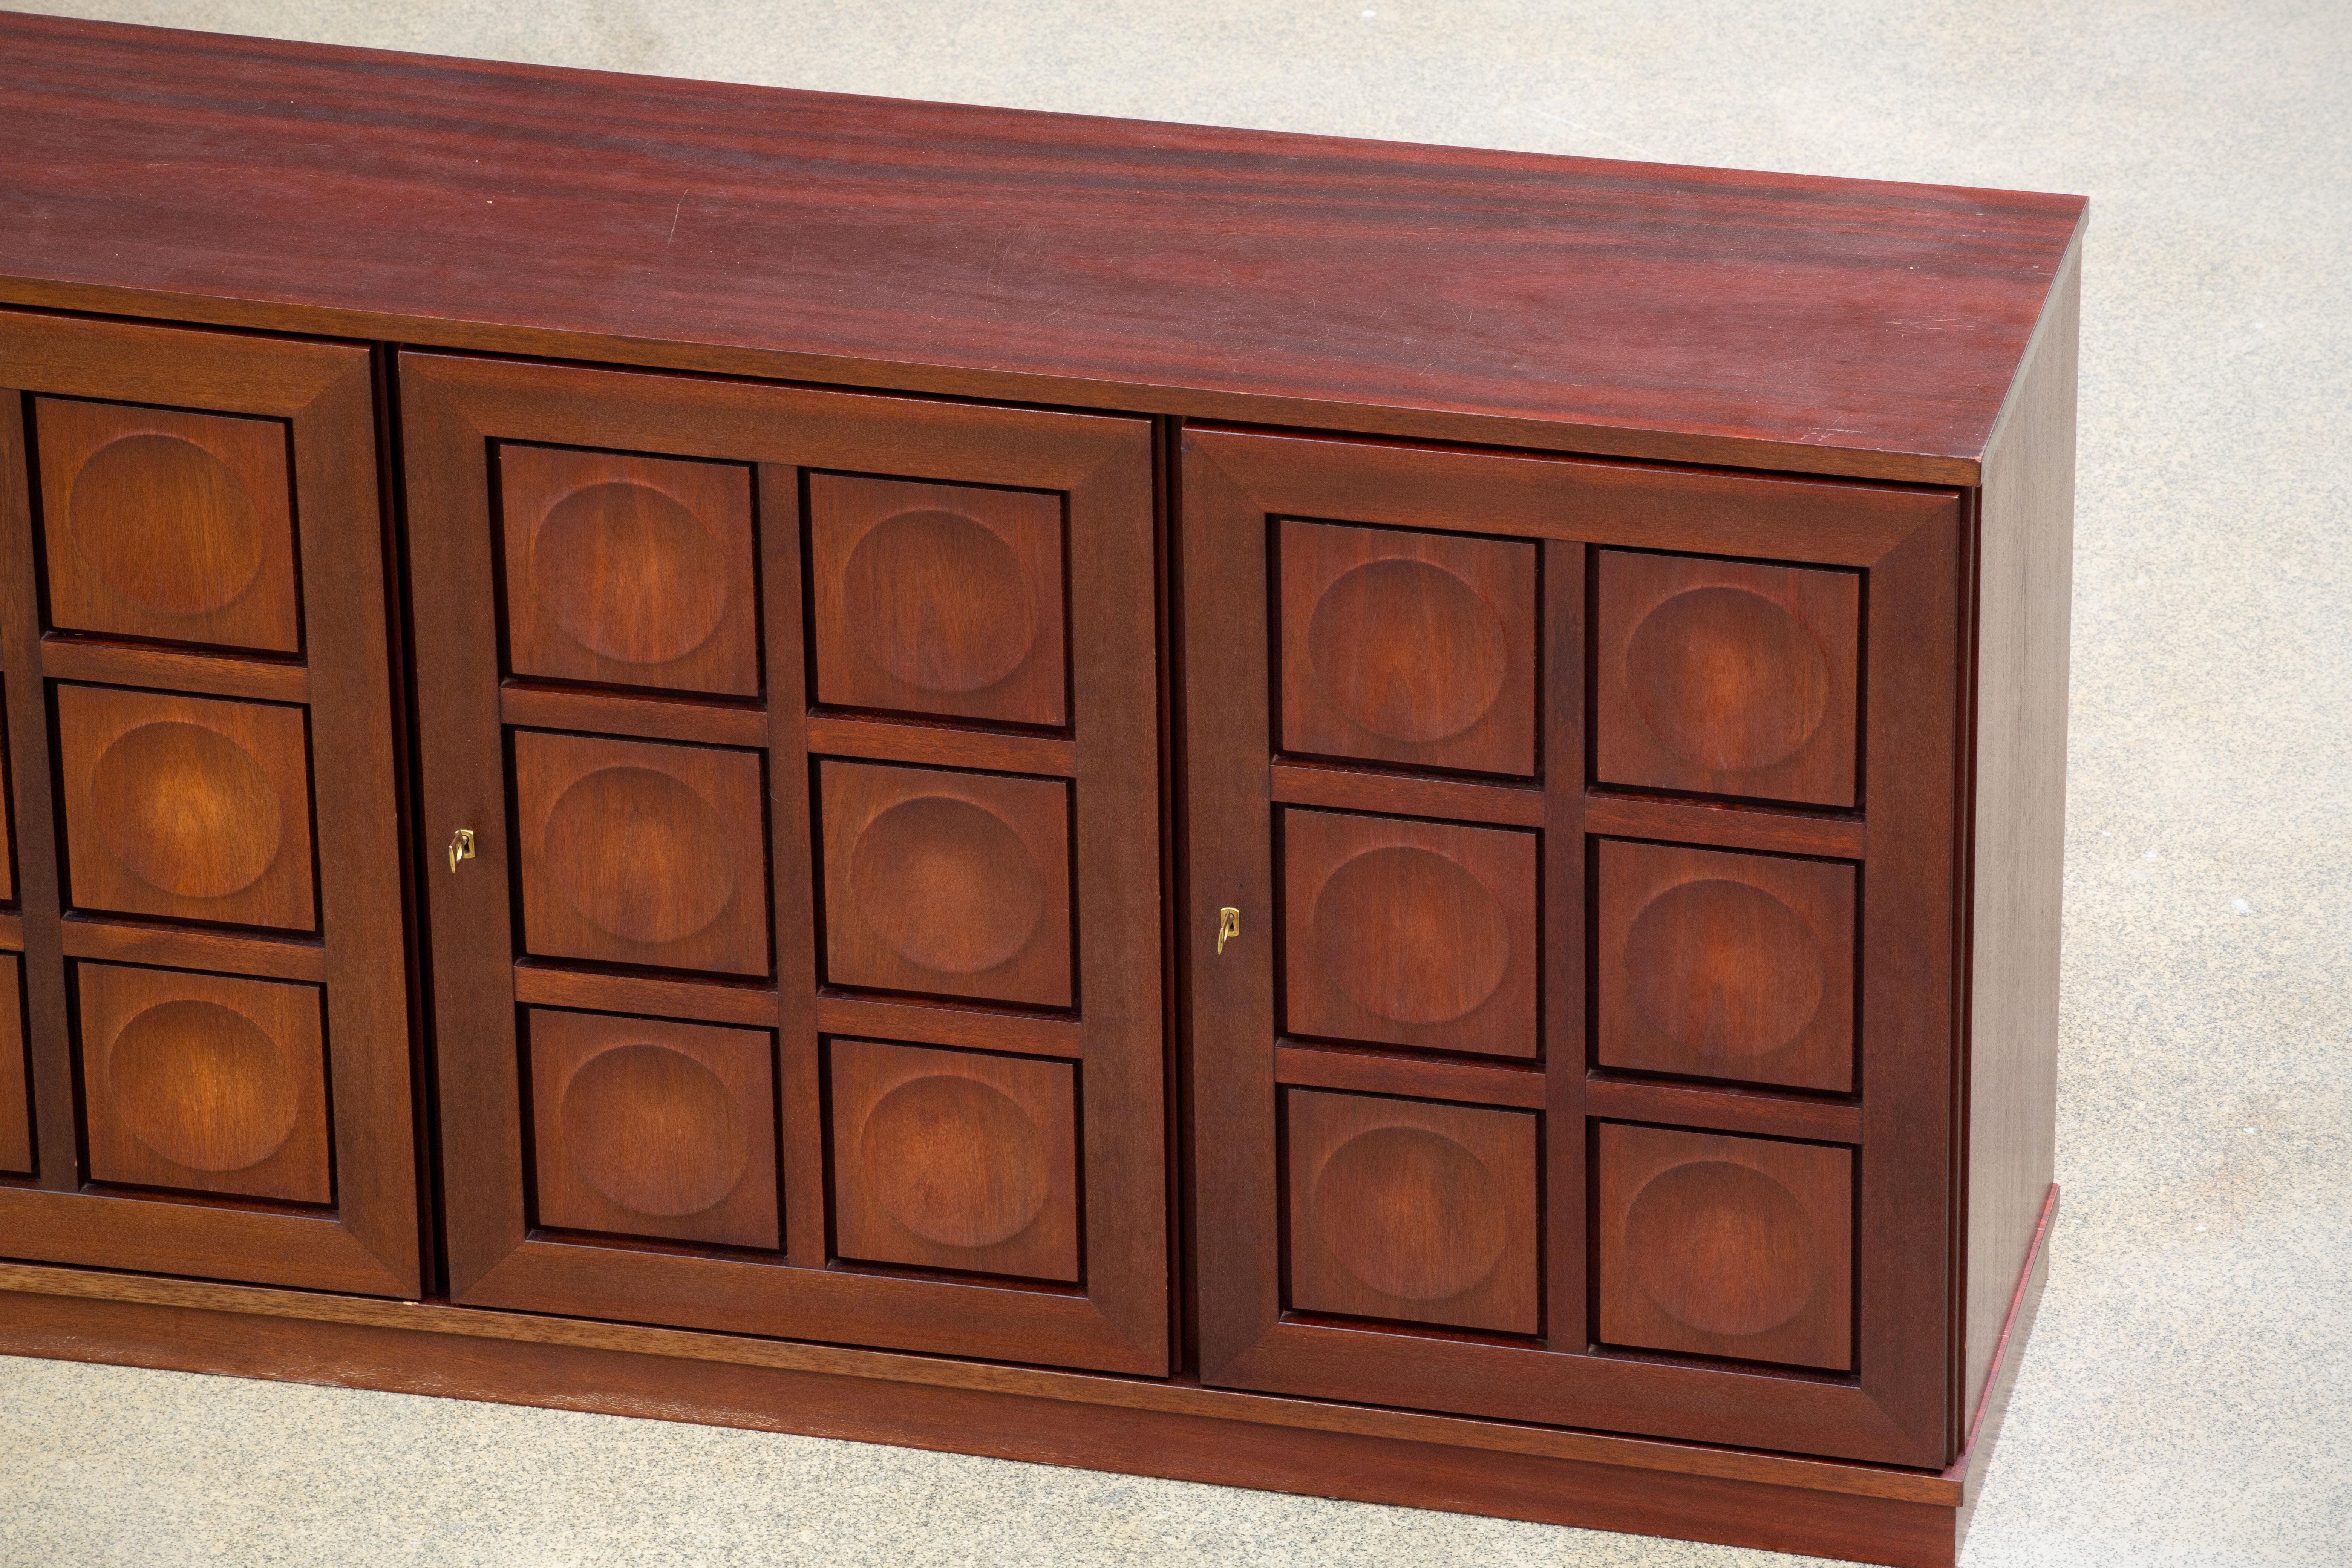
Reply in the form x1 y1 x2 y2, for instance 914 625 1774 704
1540 538 1589 1352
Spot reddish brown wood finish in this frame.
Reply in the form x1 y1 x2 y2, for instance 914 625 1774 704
1595 1123 1853 1370
0 309 416 1297
55 685 318 933
0 955 32 1175
514 730 772 977
1286 1088 1540 1335
1596 551 1861 808
818 762 1073 1009
1282 809 1537 1059
498 444 761 697
829 1038 1080 1282
1596 839 1856 1092
808 475 1068 727
1184 423 1962 1467
401 351 1165 1375
0 14 2084 487
33 398 302 655
526 1009 780 1250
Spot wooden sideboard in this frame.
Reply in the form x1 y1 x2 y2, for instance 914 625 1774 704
0 14 2080 1566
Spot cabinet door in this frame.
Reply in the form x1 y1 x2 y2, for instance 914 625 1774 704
1182 426 1962 1466
402 353 1166 1374
0 311 418 1295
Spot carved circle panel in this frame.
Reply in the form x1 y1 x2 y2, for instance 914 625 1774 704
1596 551 1860 807
107 998 299 1174
1315 846 1510 1026
76 963 330 1205
1308 558 1509 744
829 1038 1079 1281
820 761 1073 1008
542 766 736 945
498 444 760 696
515 731 770 977
60 686 317 932
1279 520 1536 776
1597 1123 1853 1370
534 482 730 665
1315 1125 1507 1300
1623 878 1824 1058
861 1074 1052 1249
561 1044 749 1217
1284 809 1537 1058
528 1010 779 1249
849 796 1044 975
1285 1090 1538 1334
1625 588 1830 773
809 473 1068 726
90 721 283 900
1597 840 1856 1091
34 398 301 653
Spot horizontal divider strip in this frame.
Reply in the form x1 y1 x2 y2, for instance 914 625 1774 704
0 911 18 952
804 715 1075 778
514 963 779 1029
42 639 309 705
1276 1041 1546 1110
500 685 767 749
815 993 1083 1060
1584 793 1864 860
1271 761 1545 827
1585 1076 1862 1144
60 917 328 983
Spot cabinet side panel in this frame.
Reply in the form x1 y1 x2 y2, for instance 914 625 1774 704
1965 244 2078 1416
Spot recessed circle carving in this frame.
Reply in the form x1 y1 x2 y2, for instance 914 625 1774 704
1315 846 1509 1025
560 1043 748 1217
1315 1125 1507 1301
533 481 729 666
543 766 736 945
108 999 296 1173
844 508 1036 694
860 1074 1050 1248
1308 557 1509 744
90 721 284 899
71 432 266 618
848 796 1043 974
1624 878 1824 1057
1624 586 1830 773
1626 1159 1818 1337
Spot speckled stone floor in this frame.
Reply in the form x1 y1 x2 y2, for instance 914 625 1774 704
6 2 2350 1564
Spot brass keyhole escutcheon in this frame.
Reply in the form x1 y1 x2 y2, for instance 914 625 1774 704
1216 906 1240 955
447 827 476 874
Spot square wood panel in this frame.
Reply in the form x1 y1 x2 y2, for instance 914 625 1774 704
527 1008 779 1250
1285 1089 1539 1334
818 761 1073 1008
57 685 317 932
1594 551 1860 807
807 473 1066 727
1596 840 1856 1092
76 962 331 1204
498 443 760 696
1280 520 1537 777
1283 809 1536 1058
828 1037 1079 1282
1596 1123 1852 1370
34 397 302 654
0 956 28 1175
513 730 771 976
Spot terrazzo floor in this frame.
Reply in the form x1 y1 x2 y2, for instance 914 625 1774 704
6 1 2350 1564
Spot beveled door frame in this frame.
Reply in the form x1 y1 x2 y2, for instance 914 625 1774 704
0 309 417 1297
401 351 1167 1374
1182 424 1962 1466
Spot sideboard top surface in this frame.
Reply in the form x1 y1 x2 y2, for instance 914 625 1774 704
0 11 2084 484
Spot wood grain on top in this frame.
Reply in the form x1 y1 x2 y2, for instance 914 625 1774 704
0 12 2084 481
